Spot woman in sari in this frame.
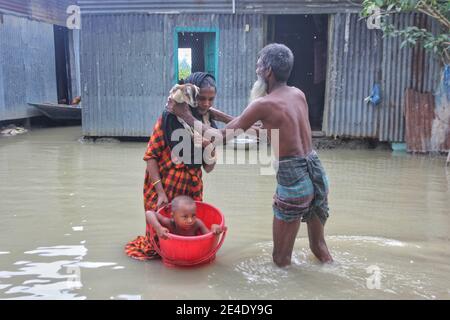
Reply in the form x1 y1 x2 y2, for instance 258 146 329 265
125 72 232 260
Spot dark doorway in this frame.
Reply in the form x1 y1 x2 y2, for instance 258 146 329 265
267 15 328 130
53 25 72 104
176 31 217 82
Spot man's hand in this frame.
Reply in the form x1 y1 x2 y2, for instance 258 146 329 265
210 224 223 235
156 226 170 240
166 97 192 120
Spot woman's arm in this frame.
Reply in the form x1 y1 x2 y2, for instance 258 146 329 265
146 159 169 208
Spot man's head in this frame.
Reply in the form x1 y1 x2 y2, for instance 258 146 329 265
171 195 197 230
257 43 294 82
249 43 294 103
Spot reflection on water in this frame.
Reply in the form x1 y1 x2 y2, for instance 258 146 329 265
0 244 120 299
24 245 87 257
0 126 449 299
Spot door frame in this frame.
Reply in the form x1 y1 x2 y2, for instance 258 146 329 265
264 14 330 131
173 27 220 86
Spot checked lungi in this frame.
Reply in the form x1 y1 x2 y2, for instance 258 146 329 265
272 150 330 226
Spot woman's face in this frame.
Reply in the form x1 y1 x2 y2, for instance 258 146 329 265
196 86 216 115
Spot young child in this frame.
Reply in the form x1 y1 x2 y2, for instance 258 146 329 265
146 195 223 239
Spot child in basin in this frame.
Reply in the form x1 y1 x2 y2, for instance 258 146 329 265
146 195 223 239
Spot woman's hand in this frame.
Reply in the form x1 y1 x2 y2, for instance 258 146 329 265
156 191 169 209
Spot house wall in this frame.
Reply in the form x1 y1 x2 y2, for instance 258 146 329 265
81 13 264 136
0 0 74 26
323 12 440 142
81 10 441 140
0 13 57 121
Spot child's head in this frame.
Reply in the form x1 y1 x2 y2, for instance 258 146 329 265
171 196 197 230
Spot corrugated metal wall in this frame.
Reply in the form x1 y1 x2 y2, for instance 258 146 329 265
0 14 57 121
240 0 361 14
81 9 441 140
324 12 441 142
0 0 73 26
81 14 165 136
78 0 361 14
379 13 440 142
81 13 263 136
324 13 382 139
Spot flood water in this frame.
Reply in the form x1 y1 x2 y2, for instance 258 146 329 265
0 126 449 300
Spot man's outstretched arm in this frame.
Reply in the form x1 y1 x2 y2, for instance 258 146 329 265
209 107 234 124
167 99 267 145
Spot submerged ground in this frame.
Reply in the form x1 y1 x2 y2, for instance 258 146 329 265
0 126 449 299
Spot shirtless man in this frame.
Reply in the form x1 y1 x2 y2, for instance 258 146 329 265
168 43 333 267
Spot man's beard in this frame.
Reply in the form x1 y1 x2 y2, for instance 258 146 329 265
249 75 267 103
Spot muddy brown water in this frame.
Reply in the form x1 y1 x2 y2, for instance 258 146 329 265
0 126 449 299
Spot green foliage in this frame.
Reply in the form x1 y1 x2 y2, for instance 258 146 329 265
178 55 192 81
361 0 450 63
179 68 191 81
